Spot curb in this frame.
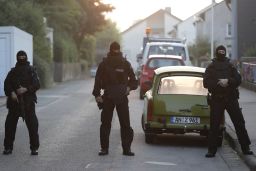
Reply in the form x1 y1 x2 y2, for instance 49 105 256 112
224 123 256 171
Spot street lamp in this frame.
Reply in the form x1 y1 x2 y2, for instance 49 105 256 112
211 0 216 59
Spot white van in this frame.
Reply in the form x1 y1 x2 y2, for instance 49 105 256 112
141 41 192 66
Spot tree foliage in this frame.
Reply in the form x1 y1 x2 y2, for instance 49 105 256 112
38 0 114 61
0 0 118 85
0 0 51 62
188 37 211 60
94 20 121 64
95 21 121 49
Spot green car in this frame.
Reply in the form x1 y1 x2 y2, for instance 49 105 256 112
141 66 225 144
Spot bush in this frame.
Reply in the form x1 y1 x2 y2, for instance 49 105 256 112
80 59 89 73
54 32 79 63
34 56 53 88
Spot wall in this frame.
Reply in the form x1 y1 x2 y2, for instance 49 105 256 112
122 21 147 70
164 13 180 38
176 16 196 46
195 2 231 53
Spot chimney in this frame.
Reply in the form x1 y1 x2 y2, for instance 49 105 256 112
165 7 171 14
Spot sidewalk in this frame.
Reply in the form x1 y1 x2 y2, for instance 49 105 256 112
224 87 256 171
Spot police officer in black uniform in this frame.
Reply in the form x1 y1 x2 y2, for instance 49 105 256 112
92 42 138 156
203 45 253 158
3 50 40 155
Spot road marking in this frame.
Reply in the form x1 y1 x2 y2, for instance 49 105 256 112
144 161 177 166
85 163 92 169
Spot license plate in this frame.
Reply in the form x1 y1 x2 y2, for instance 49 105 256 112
170 116 200 124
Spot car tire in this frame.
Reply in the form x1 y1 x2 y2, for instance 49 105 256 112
145 133 155 144
139 89 144 100
217 136 223 147
200 130 208 137
141 115 145 132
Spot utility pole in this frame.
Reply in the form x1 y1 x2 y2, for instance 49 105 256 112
231 0 238 60
211 0 215 59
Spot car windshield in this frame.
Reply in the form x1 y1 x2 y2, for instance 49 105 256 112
158 76 208 96
148 45 186 59
147 58 183 68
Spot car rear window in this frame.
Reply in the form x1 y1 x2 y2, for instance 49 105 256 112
158 76 208 96
148 45 186 59
148 58 183 68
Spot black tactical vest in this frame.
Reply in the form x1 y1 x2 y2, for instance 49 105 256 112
103 57 128 104
212 60 232 79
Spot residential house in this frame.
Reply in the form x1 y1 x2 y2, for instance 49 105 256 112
172 0 231 63
121 8 181 69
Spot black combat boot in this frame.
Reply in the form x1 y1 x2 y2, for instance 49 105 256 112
205 151 216 158
3 149 12 155
123 149 135 156
31 149 38 155
241 146 253 155
98 149 108 156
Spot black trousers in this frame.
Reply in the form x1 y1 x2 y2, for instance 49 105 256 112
100 96 133 151
208 97 251 152
4 102 39 151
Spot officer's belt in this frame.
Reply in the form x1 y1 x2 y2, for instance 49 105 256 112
212 94 226 98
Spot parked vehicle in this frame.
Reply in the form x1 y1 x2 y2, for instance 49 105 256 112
141 66 225 145
141 41 191 65
90 65 98 77
139 55 185 99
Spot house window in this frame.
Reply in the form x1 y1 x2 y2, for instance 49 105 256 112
226 24 232 37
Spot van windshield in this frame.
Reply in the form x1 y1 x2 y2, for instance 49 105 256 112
148 45 186 60
148 58 184 68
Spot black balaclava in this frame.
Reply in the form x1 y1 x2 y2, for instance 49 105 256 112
109 41 121 56
215 45 226 59
16 50 28 65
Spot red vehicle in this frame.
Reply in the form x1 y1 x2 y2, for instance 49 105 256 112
139 55 185 99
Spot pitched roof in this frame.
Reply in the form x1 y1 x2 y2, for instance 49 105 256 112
121 9 182 34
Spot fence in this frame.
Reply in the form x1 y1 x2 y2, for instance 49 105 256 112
240 57 256 92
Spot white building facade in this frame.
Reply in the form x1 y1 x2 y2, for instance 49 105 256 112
121 9 181 69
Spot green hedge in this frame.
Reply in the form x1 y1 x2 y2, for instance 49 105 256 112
54 33 79 63
34 56 53 88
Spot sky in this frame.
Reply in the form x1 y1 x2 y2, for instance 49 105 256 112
102 0 222 32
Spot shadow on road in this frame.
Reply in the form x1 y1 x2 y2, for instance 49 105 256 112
149 133 208 147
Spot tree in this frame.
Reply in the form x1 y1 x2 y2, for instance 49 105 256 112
74 0 114 50
38 0 114 62
188 37 211 66
0 0 51 61
94 20 121 64
0 0 52 87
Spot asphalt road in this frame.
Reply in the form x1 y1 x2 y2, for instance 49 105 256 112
0 78 249 171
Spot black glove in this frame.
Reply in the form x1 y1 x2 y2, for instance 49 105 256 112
97 102 103 110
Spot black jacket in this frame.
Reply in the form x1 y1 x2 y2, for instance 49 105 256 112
4 62 40 108
92 52 138 97
203 57 241 99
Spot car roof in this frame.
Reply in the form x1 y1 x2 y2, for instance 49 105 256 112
154 66 205 75
148 55 183 60
146 42 186 47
